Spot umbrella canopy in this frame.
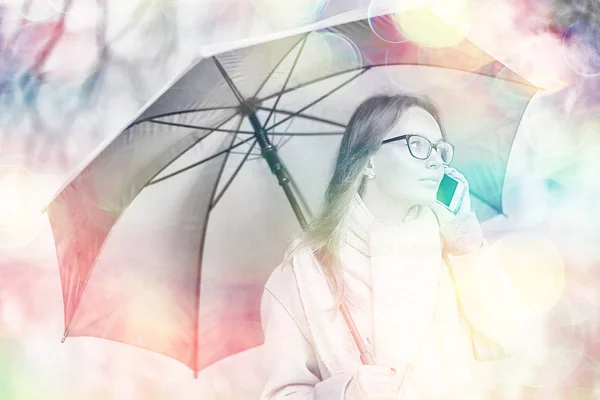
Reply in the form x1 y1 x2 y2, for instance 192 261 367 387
47 11 538 373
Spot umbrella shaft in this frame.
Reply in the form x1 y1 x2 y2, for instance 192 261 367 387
247 112 308 229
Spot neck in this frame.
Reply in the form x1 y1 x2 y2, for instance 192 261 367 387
360 181 414 226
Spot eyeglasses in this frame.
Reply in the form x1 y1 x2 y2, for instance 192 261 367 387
382 134 454 165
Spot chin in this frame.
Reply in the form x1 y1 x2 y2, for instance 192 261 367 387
389 188 436 206
410 191 437 206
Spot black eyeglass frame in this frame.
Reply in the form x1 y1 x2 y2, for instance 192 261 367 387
381 134 454 164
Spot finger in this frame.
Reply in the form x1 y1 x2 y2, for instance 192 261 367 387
444 167 467 183
447 168 470 187
443 166 461 179
443 166 457 175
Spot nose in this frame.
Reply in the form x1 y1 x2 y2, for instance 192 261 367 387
426 148 443 169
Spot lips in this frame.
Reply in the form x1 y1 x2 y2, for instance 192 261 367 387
420 178 440 184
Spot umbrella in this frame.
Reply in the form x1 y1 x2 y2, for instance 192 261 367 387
46 10 538 375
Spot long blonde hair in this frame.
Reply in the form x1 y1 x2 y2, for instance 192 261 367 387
291 94 446 306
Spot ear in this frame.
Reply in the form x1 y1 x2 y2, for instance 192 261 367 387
364 157 376 179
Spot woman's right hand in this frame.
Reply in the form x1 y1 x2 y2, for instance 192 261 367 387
345 364 404 400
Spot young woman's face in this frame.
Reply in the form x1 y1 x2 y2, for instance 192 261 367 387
370 106 445 206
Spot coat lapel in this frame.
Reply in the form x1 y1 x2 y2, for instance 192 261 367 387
290 247 362 376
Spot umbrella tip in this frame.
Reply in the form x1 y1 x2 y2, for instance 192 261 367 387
61 330 68 343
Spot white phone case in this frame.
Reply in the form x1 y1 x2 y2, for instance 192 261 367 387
448 181 465 213
437 175 466 214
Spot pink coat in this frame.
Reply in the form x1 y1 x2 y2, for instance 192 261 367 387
260 238 522 399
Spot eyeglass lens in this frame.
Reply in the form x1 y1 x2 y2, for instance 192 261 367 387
408 136 453 164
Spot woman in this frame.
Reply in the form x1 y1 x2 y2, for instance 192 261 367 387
260 94 523 399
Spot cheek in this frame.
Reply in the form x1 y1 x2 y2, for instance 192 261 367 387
377 158 440 202
378 150 414 174
387 155 423 177
378 157 422 191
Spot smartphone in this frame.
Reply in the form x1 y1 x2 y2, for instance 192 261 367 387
436 173 466 214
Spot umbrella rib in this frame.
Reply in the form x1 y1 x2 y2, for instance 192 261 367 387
148 119 256 135
269 131 345 137
270 110 278 143
232 135 253 146
274 107 294 148
146 135 255 186
148 119 343 137
212 56 246 106
230 149 261 156
133 106 240 125
62 114 243 338
258 65 373 103
258 107 347 128
210 139 258 210
153 118 344 137
134 59 536 129
262 35 308 130
253 33 309 99
192 116 244 375
275 130 294 148
264 67 371 132
258 63 537 107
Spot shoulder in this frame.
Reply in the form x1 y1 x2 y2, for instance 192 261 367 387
264 240 315 299
261 243 317 345
263 263 296 300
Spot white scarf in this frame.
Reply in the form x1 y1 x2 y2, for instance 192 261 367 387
291 194 475 398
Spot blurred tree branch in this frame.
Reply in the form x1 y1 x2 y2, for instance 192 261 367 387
0 0 179 121
0 0 179 168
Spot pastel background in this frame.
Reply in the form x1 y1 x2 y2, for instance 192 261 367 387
1 0 600 399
